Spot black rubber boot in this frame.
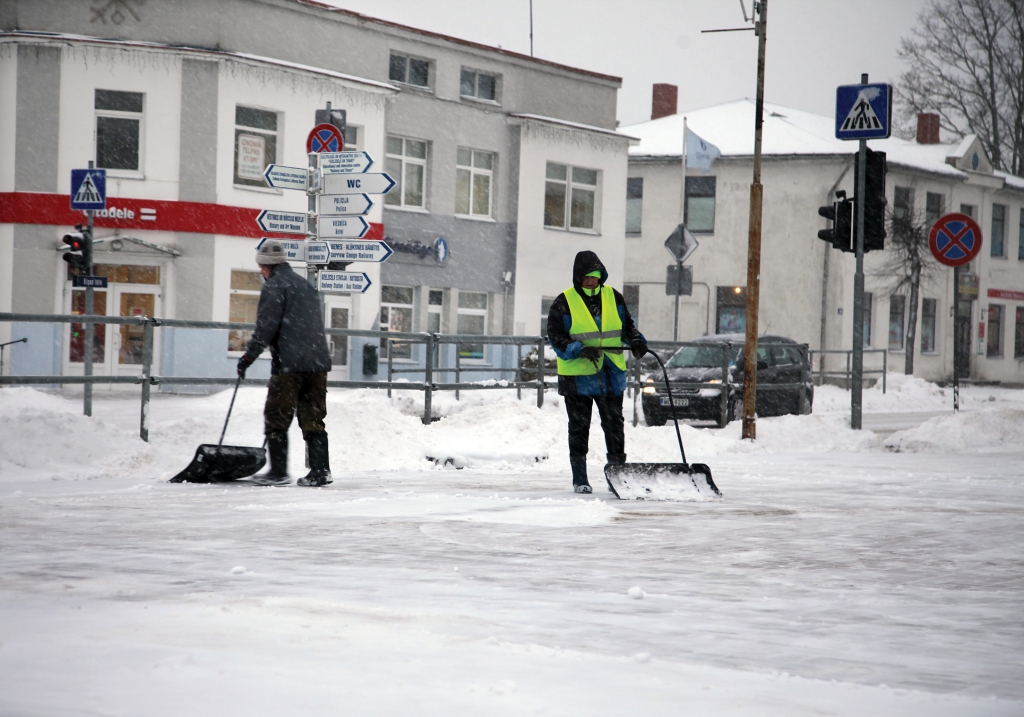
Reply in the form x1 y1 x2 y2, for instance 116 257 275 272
251 431 290 486
571 461 592 494
297 432 332 487
606 453 627 465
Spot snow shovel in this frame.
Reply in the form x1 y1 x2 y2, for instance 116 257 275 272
168 376 266 483
605 350 721 500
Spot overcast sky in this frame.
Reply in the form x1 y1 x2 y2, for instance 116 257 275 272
327 0 930 127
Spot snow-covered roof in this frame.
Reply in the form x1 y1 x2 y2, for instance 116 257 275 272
0 31 399 93
508 113 637 142
620 98 1023 186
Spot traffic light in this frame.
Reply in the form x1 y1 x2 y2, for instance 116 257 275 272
855 148 887 252
818 190 853 252
62 224 91 274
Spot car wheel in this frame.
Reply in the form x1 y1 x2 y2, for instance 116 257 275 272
727 396 742 423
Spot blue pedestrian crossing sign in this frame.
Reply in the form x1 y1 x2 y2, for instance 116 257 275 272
70 168 107 210
835 83 892 140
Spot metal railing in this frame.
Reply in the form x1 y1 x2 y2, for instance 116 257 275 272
808 348 887 392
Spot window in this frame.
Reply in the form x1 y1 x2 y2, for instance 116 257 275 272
625 178 643 234
960 203 975 218
925 192 944 227
455 148 494 217
991 203 1006 257
234 106 278 188
1019 208 1024 261
987 304 1003 357
457 292 488 360
95 89 143 172
329 307 348 367
716 286 746 334
921 298 937 353
540 296 556 336
623 284 640 325
379 286 414 360
544 162 598 231
229 270 262 352
385 136 428 209
893 186 913 220
685 176 716 233
460 68 497 101
389 53 430 88
888 295 906 349
863 292 873 347
1015 307 1024 358
343 125 359 151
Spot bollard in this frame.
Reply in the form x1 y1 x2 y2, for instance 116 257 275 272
422 333 434 425
139 318 154 441
720 344 730 427
536 339 545 408
798 344 807 415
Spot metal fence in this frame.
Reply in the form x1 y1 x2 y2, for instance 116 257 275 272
808 348 887 392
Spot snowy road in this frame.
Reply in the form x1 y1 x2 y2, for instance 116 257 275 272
1 380 1023 715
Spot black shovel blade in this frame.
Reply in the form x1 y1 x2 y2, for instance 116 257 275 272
604 462 721 501
168 444 266 484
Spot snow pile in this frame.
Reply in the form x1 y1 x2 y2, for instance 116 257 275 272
0 387 154 481
815 373 951 414
883 406 1024 453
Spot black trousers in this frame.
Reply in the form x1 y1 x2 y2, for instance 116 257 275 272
264 371 328 439
564 393 625 464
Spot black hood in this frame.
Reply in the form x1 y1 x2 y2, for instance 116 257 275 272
572 251 608 294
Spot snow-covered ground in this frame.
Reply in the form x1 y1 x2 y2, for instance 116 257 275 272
1 377 1022 716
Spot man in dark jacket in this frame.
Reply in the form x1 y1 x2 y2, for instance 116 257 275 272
547 250 647 493
237 239 333 487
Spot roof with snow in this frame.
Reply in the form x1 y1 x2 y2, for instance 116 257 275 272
620 99 1024 189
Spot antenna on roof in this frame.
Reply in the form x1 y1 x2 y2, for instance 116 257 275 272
529 0 534 56
702 0 757 33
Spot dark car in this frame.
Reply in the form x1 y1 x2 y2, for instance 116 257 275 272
641 333 813 427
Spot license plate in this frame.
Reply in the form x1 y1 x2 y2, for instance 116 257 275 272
660 397 689 407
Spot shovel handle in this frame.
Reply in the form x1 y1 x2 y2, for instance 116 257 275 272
218 375 243 447
650 350 687 465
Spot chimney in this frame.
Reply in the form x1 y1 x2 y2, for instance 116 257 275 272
652 83 678 120
916 113 940 144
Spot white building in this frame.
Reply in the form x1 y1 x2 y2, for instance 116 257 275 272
620 91 1024 385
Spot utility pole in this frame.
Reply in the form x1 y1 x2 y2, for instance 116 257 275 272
850 73 869 430
83 160 95 417
741 0 767 440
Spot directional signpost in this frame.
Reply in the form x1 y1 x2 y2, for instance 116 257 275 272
323 173 396 196
264 165 309 191
319 193 373 216
319 151 374 174
304 241 329 265
70 165 107 418
836 77 892 430
318 216 370 239
318 271 372 294
256 209 307 234
325 240 393 263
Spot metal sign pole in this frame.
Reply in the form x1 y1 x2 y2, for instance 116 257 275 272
307 150 319 291
673 257 682 342
953 265 960 411
850 74 869 431
83 160 95 417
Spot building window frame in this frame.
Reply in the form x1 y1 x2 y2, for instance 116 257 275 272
455 147 494 218
228 269 263 354
986 304 1004 357
893 186 913 220
921 298 938 354
625 177 643 235
379 285 416 361
457 291 489 362
94 89 144 177
233 105 280 189
1018 207 1024 261
544 162 600 232
685 176 717 234
385 136 429 210
1014 306 1024 358
888 295 906 351
389 52 431 89
925 192 945 227
716 286 747 334
460 68 499 103
540 296 557 337
991 203 1006 258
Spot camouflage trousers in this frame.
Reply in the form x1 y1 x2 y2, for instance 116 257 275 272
264 371 328 439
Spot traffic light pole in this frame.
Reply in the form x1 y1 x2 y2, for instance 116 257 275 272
83 160 95 417
850 75 868 430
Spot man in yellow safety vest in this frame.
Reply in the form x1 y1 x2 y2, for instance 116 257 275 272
547 251 647 493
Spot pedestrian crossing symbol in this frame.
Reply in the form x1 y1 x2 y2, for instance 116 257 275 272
70 168 107 210
835 83 892 140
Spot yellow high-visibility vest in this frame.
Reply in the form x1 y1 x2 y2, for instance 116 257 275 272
556 285 628 376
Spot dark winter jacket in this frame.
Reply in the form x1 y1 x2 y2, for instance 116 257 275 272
547 250 644 397
243 263 332 375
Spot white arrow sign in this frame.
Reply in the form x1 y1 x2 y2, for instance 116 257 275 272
256 209 307 234
319 151 375 174
326 240 393 263
318 271 372 294
304 241 329 264
323 172 395 195
263 164 308 191
256 237 306 261
318 216 370 239
319 193 374 216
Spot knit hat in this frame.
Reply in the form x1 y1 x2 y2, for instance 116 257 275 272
255 239 288 265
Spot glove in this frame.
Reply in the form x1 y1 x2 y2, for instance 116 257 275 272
578 346 602 367
631 339 648 359
237 354 255 378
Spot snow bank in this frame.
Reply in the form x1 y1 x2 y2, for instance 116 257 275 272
883 406 1024 453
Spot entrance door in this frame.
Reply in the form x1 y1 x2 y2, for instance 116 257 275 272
112 286 160 376
325 297 352 380
67 287 110 373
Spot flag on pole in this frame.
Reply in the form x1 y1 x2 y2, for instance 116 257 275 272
685 128 721 173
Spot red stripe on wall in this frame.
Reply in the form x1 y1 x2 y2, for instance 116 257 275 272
0 192 384 241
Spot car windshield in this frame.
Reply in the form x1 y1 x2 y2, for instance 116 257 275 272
666 344 741 368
